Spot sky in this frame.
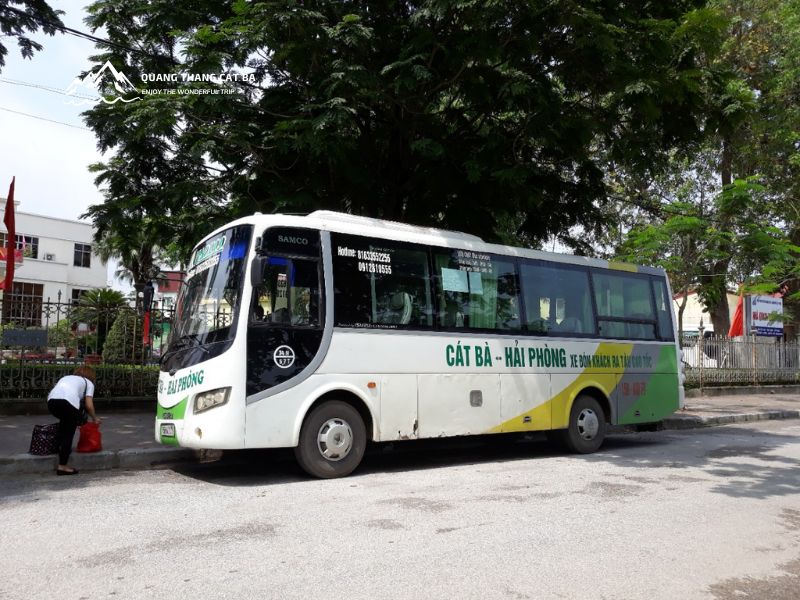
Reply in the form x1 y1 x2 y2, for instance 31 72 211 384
0 5 106 221
0 5 128 288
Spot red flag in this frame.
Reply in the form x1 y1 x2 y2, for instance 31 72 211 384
728 290 744 337
143 311 151 347
2 177 15 292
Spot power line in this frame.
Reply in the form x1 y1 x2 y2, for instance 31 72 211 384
2 5 163 60
0 106 91 131
0 77 97 101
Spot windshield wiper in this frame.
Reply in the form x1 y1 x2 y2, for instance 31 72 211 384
160 333 209 364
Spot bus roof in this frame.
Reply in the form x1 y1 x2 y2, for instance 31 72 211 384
198 211 666 277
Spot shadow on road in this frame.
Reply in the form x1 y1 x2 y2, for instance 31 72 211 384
583 425 800 500
4 423 798 501
167 430 667 487
172 424 800 499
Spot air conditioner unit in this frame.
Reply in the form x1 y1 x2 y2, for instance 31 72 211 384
45 253 55 261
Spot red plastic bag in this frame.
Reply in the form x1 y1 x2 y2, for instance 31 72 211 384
77 422 102 453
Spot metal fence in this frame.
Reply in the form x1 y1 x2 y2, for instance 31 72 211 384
681 335 800 388
3 295 798 397
0 298 174 398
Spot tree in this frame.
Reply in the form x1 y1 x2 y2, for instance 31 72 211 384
614 0 800 335
618 171 799 335
0 0 63 70
86 213 166 306
81 0 731 263
101 309 144 364
71 288 128 354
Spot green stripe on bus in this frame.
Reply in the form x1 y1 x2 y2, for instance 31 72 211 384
617 345 679 425
156 396 189 420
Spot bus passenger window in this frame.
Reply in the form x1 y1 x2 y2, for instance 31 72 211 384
434 251 520 331
519 262 595 336
652 278 674 340
592 272 657 340
330 233 433 329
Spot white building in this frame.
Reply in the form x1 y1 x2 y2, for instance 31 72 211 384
0 203 107 324
673 290 739 335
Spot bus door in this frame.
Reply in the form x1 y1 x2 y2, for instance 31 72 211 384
246 228 325 397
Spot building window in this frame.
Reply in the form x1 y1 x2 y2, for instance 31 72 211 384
1 282 44 326
71 289 88 306
0 233 39 259
74 243 91 268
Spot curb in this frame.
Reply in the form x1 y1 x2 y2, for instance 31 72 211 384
662 410 800 430
0 447 200 477
684 385 800 398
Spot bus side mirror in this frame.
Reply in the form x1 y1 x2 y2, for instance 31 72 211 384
250 256 266 287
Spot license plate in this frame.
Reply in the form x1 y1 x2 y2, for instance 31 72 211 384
160 423 176 437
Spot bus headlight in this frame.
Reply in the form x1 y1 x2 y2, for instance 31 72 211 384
194 388 230 414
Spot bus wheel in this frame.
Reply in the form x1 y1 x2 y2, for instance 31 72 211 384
295 401 366 479
558 395 606 454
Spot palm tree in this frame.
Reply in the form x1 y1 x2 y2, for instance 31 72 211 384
71 288 129 354
94 231 163 308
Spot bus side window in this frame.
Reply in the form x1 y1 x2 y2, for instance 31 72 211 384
251 257 320 327
330 233 433 329
433 251 519 331
651 278 674 340
592 272 657 340
520 262 594 336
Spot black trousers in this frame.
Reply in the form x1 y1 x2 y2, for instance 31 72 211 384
48 399 80 465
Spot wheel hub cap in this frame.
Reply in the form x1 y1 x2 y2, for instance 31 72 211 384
577 409 599 440
317 418 353 461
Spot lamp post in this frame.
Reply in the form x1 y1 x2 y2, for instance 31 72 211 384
698 317 705 392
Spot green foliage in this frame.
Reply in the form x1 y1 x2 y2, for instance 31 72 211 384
82 0 730 262
617 170 798 332
71 288 128 354
0 0 64 70
0 363 158 399
47 319 76 348
613 0 800 335
102 310 144 364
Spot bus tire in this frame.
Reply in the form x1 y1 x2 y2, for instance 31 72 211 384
295 401 366 479
558 395 606 454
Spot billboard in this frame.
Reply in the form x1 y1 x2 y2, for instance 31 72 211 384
747 295 784 337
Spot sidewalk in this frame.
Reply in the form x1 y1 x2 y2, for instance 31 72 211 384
0 412 198 476
1 389 798 476
663 390 800 429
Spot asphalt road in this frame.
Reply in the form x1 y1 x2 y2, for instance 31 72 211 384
2 420 800 600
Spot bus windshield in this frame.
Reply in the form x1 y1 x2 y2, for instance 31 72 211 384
170 225 253 347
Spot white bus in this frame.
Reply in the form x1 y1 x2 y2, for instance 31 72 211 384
157 211 684 478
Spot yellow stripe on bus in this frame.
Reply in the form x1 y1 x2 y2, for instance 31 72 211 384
490 342 634 433
606 261 638 272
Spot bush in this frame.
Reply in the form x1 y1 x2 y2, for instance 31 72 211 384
102 310 145 364
0 363 159 399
